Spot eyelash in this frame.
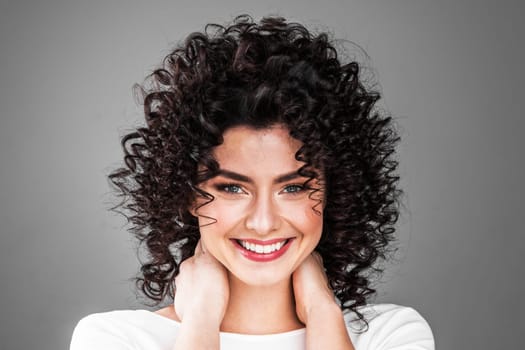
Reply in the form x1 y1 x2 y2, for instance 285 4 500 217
281 184 305 194
215 183 245 194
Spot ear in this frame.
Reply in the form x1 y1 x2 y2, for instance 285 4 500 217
187 181 203 218
188 200 199 218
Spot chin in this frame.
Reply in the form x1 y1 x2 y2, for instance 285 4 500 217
231 270 293 288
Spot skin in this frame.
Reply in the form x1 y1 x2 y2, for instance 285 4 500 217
156 124 355 349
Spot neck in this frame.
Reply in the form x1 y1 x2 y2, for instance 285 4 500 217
220 273 304 334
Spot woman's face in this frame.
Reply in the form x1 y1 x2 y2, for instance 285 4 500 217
194 124 324 287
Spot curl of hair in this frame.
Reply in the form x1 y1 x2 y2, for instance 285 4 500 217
109 15 401 326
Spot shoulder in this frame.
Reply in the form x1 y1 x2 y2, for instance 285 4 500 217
345 304 435 350
70 309 178 350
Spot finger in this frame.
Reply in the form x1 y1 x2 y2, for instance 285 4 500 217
312 251 323 264
194 239 204 255
200 238 210 254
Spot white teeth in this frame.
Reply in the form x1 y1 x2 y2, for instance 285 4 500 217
239 240 287 254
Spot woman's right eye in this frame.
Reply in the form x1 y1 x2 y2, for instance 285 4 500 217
215 184 244 194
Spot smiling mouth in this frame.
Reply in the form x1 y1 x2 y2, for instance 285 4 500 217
235 239 290 254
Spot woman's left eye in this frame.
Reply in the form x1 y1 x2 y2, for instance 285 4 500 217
282 184 304 194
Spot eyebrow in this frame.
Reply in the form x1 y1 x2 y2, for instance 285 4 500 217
216 169 305 184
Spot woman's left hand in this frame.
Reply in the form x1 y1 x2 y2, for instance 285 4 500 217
292 252 338 324
292 252 355 349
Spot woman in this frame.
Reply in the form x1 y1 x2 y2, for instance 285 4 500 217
71 15 434 349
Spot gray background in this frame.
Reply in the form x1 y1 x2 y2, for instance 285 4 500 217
1 0 523 349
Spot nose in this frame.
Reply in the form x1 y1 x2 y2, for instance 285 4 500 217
245 193 281 235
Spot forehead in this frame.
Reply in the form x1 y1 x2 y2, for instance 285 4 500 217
213 125 304 174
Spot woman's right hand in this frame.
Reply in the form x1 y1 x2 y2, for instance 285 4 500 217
173 239 230 328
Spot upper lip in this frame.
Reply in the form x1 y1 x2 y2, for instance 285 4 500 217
233 238 292 245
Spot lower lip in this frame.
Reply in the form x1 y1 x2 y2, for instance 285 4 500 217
232 239 293 262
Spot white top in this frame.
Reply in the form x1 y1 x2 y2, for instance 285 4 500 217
70 303 434 350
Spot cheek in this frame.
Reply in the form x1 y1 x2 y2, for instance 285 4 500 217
285 201 324 239
196 199 245 233
196 203 234 260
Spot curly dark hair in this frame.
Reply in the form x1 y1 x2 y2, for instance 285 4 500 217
109 15 400 324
